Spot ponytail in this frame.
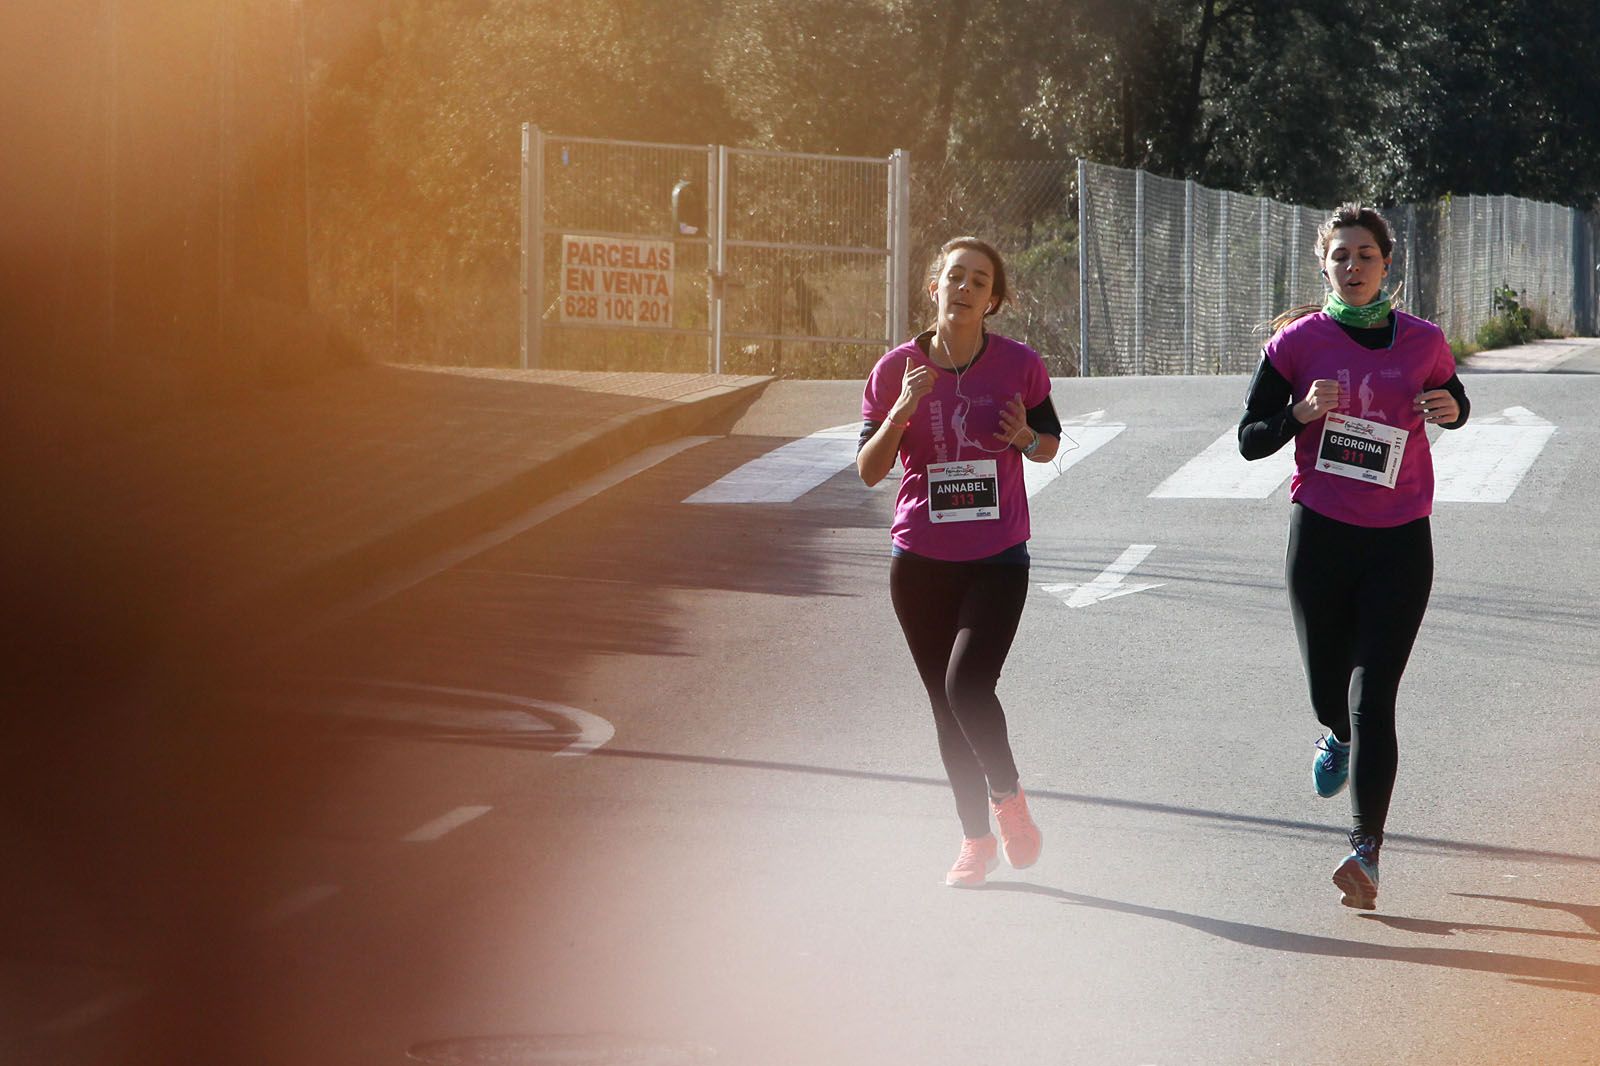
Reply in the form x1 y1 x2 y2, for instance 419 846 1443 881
1267 304 1322 336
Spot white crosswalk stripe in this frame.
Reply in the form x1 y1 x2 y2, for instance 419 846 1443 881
685 424 860 504
1148 429 1295 499
1431 406 1556 503
1025 412 1126 498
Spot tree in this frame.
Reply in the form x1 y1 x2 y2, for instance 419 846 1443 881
313 0 748 357
710 0 926 155
308 0 1600 363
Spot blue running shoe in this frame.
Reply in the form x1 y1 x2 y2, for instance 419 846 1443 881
1312 734 1350 798
1333 832 1381 910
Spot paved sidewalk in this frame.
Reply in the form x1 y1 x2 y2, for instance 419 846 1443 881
1458 335 1600 373
9 363 771 669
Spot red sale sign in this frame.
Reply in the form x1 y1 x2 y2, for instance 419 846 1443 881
560 236 674 327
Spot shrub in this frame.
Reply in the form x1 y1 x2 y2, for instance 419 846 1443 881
1474 284 1556 350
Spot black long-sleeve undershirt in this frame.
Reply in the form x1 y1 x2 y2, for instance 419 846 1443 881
1238 356 1310 460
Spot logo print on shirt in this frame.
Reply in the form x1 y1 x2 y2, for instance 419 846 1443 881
1358 372 1386 421
927 399 948 463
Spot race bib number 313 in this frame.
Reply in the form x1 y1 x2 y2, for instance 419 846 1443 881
928 460 1000 523
1316 411 1407 489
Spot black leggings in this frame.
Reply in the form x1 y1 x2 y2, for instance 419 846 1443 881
890 551 1029 839
1286 503 1433 841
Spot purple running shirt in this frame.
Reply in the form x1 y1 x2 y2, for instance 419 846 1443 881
863 332 1051 560
1265 310 1458 528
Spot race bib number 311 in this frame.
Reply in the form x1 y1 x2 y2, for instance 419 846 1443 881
928 460 1000 523
1316 411 1407 489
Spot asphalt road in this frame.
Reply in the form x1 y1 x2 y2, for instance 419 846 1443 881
18 372 1600 1065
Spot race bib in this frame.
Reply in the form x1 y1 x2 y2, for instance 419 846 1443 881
928 459 999 523
1316 411 1407 489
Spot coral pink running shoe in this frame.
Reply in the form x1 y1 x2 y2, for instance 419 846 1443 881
991 787 1042 869
944 834 999 888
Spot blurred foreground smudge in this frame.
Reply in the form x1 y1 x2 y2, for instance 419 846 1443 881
2 379 338 1064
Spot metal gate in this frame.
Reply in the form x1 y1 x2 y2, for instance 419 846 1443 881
522 126 910 375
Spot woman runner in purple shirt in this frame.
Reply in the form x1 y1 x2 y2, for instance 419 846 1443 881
857 236 1063 888
1238 204 1470 909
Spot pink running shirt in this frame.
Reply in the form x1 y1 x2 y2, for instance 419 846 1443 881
862 332 1051 560
1265 310 1458 528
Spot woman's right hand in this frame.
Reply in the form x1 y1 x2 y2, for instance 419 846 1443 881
859 358 934 486
890 358 936 424
1294 379 1341 423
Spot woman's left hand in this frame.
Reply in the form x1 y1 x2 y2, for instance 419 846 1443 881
1415 389 1460 425
994 393 1035 451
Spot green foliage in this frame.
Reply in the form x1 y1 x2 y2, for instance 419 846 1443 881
1474 284 1558 350
307 0 1600 370
711 0 926 156
313 0 748 363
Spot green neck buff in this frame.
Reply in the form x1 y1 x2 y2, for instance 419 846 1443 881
1323 288 1393 328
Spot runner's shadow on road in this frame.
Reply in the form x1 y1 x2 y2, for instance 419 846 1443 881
277 734 1600 871
1451 893 1600 934
1358 912 1600 943
982 881 1600 995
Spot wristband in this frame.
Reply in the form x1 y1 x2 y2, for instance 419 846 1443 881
1021 432 1041 457
886 415 911 430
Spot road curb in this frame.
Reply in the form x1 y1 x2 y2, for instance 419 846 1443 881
194 375 774 662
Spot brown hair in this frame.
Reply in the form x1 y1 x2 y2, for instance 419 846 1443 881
1268 202 1397 335
926 236 1009 318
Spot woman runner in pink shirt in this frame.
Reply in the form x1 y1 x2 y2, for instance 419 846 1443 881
858 236 1063 887
1238 204 1471 909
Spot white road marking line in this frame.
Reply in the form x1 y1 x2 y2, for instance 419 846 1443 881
38 986 146 1034
325 697 558 736
403 805 493 842
1041 544 1165 608
320 678 615 757
256 884 340 928
684 424 860 504
1149 429 1294 498
1025 419 1126 498
1022 460 1058 499
1432 406 1556 503
278 436 718 646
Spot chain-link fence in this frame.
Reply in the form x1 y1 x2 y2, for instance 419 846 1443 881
909 160 1079 376
718 146 905 379
1430 194 1585 342
391 144 1598 379
1082 163 1334 374
1078 160 1597 376
527 133 716 372
523 130 906 378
